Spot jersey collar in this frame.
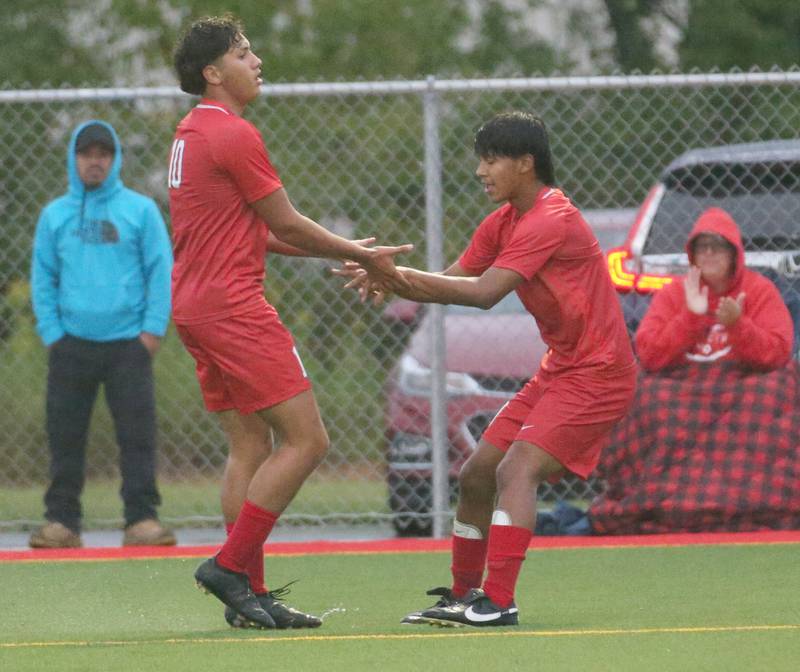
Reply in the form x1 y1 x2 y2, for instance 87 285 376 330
511 185 555 222
196 98 234 115
535 185 555 204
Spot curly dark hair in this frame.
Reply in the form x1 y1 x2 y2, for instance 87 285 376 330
474 111 555 186
173 13 245 96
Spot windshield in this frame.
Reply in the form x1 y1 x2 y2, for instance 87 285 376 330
643 160 800 254
447 291 525 315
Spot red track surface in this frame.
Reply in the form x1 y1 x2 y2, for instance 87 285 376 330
2 530 799 563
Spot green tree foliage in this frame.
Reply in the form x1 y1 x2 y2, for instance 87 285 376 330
461 0 561 75
251 0 474 79
0 0 557 85
602 0 663 72
152 0 556 80
5 1 800 85
601 0 800 73
679 0 800 70
0 1 100 86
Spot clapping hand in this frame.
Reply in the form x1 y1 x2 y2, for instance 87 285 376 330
716 293 745 327
684 266 709 315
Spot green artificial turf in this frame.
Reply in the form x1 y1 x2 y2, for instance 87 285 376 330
2 542 799 672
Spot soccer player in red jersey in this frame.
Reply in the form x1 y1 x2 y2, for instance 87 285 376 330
340 112 637 626
169 14 411 629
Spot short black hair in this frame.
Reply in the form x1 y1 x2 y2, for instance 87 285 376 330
474 112 555 186
173 14 245 96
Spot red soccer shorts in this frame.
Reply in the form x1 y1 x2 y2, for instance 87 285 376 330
481 363 637 479
175 304 311 414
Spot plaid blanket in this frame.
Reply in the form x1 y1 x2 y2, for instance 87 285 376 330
589 361 800 534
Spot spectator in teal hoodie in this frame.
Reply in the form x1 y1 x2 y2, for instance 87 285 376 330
30 120 175 548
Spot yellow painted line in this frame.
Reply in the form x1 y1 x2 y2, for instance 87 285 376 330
3 623 800 649
2 555 214 565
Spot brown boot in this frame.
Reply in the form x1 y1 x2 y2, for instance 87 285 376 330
123 519 177 546
29 521 82 549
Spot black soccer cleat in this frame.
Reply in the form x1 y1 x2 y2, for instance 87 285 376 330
419 588 518 627
225 583 322 629
194 557 275 629
401 586 459 624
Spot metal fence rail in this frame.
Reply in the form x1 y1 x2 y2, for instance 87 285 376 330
1 71 798 535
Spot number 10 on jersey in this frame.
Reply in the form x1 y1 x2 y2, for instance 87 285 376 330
168 139 185 189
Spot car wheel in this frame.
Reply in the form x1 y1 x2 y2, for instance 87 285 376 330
392 516 433 537
387 473 461 537
388 472 433 537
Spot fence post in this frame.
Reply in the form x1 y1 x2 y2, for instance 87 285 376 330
422 76 450 538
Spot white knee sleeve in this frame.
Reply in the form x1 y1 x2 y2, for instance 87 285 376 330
491 509 513 526
452 519 483 540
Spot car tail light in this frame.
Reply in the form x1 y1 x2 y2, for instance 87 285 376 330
607 248 636 291
635 275 674 291
607 247 676 294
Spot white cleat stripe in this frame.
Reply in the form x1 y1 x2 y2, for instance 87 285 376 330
464 606 500 622
464 605 518 622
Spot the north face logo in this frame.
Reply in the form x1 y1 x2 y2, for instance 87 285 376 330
74 219 119 244
101 221 119 243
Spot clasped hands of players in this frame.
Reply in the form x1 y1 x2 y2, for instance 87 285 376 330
333 257 408 306
318 234 411 304
684 265 745 327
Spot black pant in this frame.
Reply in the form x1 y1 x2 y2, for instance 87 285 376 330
44 335 162 532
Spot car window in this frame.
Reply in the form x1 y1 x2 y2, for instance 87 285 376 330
595 227 628 251
643 161 800 254
447 291 525 315
584 208 634 252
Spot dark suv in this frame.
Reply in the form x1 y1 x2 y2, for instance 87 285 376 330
607 140 800 343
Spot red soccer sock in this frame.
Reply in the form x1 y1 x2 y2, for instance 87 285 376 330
225 520 267 594
216 500 278 575
247 546 267 595
450 535 488 598
482 524 532 608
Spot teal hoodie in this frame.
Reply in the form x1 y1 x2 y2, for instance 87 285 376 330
31 120 172 346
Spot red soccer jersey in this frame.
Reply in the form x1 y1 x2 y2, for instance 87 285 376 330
459 187 634 374
168 99 283 324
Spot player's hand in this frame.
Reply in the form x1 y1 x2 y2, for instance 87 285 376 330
716 292 745 327
374 265 414 294
350 237 376 247
684 266 709 315
347 237 390 300
359 244 414 290
332 261 388 305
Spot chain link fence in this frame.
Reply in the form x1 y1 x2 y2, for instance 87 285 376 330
1 71 799 534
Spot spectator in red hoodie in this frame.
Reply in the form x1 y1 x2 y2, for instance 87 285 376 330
635 207 794 372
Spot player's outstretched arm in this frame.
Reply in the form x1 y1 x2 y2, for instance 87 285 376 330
266 232 312 257
336 261 522 309
389 265 521 308
267 232 376 258
253 189 412 282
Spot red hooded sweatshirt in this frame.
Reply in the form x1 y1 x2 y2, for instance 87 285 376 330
635 207 794 372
